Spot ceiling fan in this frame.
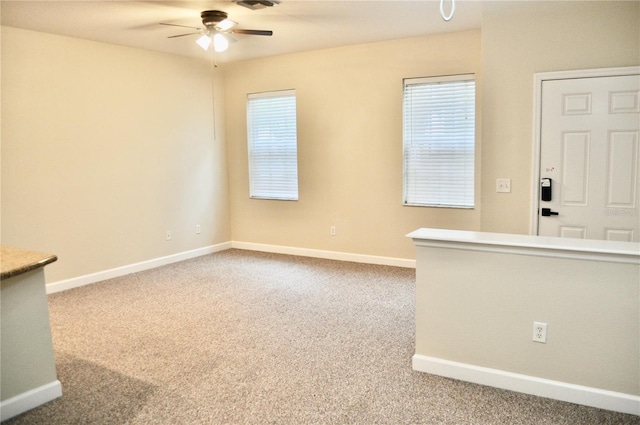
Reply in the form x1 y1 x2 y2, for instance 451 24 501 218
161 10 273 53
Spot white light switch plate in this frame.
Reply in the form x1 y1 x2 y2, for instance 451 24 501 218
496 179 511 193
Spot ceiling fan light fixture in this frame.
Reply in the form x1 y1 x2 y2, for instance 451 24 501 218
216 19 236 31
213 33 229 52
165 10 271 54
196 34 212 51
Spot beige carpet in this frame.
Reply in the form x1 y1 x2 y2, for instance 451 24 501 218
5 249 638 424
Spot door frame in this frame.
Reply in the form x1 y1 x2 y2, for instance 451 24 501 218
530 66 640 235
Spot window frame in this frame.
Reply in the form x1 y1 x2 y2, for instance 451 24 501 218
402 74 476 209
246 89 299 201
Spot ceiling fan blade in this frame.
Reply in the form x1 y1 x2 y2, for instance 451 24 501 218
160 22 202 31
168 32 200 38
231 29 273 36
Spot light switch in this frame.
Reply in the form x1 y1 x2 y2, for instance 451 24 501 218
496 179 511 193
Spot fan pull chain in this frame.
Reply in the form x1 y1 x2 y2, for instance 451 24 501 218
210 49 218 141
440 0 455 21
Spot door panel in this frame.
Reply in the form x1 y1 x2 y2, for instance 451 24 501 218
607 131 638 207
561 132 589 205
560 226 587 239
538 74 640 241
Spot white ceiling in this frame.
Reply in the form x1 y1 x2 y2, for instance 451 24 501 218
0 1 483 63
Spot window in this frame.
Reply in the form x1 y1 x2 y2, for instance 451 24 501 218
247 90 298 200
403 75 476 208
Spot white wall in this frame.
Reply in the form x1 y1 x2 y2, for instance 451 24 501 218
1 27 230 282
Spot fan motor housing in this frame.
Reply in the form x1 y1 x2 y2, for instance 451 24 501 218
201 10 228 26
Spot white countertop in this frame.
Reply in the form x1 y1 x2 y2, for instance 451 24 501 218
407 228 640 263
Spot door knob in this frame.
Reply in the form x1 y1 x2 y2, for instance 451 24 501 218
541 208 559 216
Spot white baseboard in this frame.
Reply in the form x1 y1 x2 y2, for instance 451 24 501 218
0 380 62 421
46 242 411 295
231 241 416 268
46 242 232 294
412 354 640 416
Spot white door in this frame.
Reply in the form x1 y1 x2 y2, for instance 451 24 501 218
538 74 640 241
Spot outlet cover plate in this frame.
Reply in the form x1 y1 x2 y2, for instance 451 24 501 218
533 321 547 343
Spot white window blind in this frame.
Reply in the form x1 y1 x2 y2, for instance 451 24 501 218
247 90 298 200
403 75 475 208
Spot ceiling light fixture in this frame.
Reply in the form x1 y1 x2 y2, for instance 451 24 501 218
216 19 236 32
196 34 212 50
440 0 455 21
213 33 229 52
163 9 272 54
195 33 229 52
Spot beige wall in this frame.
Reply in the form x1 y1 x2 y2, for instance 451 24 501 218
480 0 640 233
224 31 482 260
2 2 638 283
224 1 639 261
414 241 639 397
1 27 230 282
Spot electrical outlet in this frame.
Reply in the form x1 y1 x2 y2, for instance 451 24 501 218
196 225 201 234
330 226 336 236
533 322 547 343
166 231 172 241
